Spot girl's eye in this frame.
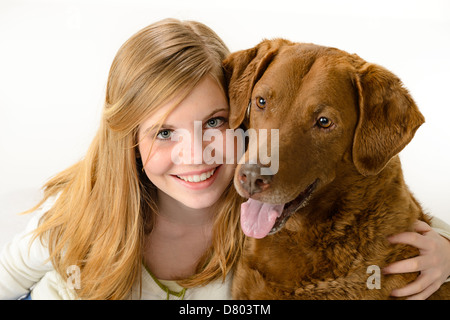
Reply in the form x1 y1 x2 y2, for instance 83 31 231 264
156 129 172 140
317 117 333 129
256 96 266 109
206 117 226 128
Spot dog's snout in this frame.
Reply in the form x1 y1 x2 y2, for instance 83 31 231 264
238 163 273 195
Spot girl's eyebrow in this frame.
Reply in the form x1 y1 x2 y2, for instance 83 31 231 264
142 123 175 138
203 107 228 121
142 107 228 136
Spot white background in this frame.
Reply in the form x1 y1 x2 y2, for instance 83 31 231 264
1 0 449 248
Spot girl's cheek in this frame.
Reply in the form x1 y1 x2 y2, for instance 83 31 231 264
141 144 174 176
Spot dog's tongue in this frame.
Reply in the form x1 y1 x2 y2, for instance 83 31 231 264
240 198 285 239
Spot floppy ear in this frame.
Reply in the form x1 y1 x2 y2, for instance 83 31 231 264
352 63 425 176
223 39 289 129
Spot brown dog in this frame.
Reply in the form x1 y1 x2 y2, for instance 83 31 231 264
224 39 450 299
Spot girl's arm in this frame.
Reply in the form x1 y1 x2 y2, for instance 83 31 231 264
0 198 56 299
383 217 450 299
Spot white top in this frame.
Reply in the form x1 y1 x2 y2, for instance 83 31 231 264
0 196 449 300
0 197 232 300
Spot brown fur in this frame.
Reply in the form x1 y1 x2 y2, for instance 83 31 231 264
224 39 450 299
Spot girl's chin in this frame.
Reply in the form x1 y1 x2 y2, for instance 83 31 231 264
177 193 222 210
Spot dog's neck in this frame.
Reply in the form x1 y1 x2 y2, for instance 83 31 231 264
286 156 423 233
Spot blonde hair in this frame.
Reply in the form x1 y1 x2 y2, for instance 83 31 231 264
29 18 244 300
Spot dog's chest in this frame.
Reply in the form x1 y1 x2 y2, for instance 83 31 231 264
244 226 361 282
235 211 423 299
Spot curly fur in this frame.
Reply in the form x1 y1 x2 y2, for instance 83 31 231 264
224 39 450 300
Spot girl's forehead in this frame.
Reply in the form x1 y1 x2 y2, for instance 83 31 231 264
139 76 229 131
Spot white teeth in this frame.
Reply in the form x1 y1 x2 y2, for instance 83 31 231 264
177 168 216 183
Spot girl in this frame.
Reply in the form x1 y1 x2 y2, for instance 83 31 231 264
0 18 449 300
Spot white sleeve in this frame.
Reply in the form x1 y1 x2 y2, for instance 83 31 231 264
431 216 450 241
430 216 450 283
0 198 56 299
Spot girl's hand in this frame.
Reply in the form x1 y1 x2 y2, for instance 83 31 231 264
382 220 450 300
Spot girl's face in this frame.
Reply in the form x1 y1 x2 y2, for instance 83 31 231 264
138 76 236 210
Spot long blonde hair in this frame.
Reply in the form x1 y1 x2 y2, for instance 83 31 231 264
29 18 244 300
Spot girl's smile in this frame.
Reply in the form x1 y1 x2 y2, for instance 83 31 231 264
171 164 222 190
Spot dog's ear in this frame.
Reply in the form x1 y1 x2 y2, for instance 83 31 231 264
352 63 425 176
223 39 287 129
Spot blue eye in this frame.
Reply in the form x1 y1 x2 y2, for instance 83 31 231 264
206 117 226 128
156 129 172 140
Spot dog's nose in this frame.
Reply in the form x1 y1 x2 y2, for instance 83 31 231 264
238 163 273 195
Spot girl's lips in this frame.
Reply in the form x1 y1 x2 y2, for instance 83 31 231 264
171 165 222 190
174 166 219 177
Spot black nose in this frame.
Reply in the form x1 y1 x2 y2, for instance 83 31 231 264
238 163 273 195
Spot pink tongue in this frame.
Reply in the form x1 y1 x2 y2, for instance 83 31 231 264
240 198 285 239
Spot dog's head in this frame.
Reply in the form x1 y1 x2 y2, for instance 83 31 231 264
223 39 424 238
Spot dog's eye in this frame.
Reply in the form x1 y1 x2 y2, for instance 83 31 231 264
317 117 332 129
256 97 266 109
